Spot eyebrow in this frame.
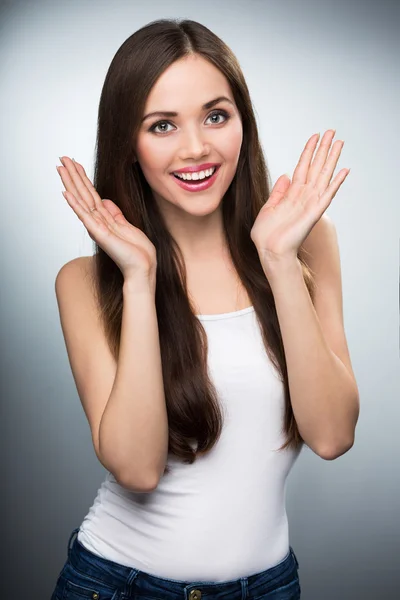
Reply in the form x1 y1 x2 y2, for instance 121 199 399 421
141 96 235 123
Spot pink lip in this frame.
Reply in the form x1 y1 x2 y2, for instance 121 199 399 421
171 162 220 174
171 165 220 192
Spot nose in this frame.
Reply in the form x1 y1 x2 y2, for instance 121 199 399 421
178 126 210 161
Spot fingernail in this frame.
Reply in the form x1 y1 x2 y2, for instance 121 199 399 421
59 156 64 164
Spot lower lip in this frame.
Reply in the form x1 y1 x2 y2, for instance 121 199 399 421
170 166 220 192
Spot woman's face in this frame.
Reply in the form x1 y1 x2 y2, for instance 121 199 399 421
135 54 243 218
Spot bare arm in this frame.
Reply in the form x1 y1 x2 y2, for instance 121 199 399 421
55 258 168 493
99 277 169 491
55 156 169 491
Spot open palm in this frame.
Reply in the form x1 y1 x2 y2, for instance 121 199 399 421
250 130 350 265
56 156 157 280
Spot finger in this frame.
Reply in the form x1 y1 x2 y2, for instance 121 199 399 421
101 198 129 224
291 133 320 185
58 156 99 212
73 165 128 227
319 168 350 208
72 161 104 209
57 164 89 214
72 163 125 222
72 161 118 227
307 129 336 184
315 139 344 194
63 190 110 237
265 174 291 209
58 158 115 226
63 189 138 253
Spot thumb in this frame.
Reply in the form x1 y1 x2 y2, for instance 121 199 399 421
101 199 128 224
267 174 291 208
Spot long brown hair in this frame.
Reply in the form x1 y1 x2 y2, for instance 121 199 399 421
91 18 316 475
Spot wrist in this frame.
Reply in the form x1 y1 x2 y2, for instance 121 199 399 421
260 255 302 285
123 274 156 296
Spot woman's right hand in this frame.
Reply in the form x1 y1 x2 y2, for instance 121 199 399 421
57 156 157 286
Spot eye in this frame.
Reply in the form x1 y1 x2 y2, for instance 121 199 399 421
205 109 230 125
148 121 174 134
148 109 231 135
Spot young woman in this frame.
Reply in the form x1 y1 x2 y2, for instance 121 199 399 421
51 18 359 600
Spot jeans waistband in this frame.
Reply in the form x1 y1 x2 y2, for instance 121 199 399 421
67 527 299 599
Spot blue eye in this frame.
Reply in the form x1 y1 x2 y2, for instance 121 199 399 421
148 109 231 134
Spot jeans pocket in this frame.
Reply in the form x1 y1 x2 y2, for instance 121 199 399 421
60 562 122 600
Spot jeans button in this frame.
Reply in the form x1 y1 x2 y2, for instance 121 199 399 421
189 590 202 600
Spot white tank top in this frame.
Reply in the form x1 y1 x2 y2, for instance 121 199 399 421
77 305 301 582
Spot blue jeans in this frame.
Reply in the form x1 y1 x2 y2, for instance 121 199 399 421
51 527 301 599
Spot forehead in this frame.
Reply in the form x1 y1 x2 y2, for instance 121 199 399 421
144 55 233 111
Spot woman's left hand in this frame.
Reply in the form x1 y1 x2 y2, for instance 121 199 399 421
250 129 350 268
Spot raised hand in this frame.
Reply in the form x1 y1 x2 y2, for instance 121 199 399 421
56 157 157 285
250 130 350 267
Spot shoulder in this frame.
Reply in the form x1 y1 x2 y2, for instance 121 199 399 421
55 255 98 313
56 254 94 275
55 255 95 287
54 255 118 471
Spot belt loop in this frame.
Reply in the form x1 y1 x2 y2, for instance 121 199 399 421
240 577 248 600
290 546 300 569
67 527 80 560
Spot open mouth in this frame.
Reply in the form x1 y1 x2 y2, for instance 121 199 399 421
172 165 218 183
170 165 221 192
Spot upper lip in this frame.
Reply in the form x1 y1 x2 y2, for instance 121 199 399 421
171 163 220 174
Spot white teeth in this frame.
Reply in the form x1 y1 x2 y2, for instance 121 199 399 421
174 166 216 181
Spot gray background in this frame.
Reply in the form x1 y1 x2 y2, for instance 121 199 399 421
1 0 399 598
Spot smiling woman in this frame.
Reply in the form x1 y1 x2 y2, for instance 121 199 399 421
134 54 243 218
51 16 357 600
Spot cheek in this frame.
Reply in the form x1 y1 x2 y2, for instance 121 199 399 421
221 120 243 155
136 134 173 171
